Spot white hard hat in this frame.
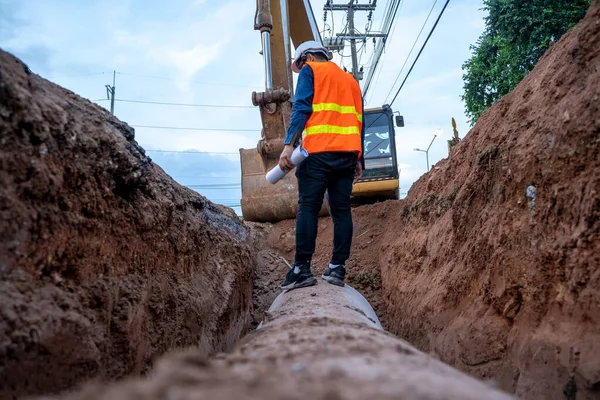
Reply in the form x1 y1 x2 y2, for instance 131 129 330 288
292 40 328 73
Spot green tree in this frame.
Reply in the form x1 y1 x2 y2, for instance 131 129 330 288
461 0 591 124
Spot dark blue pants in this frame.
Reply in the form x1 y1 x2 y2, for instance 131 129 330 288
294 152 357 266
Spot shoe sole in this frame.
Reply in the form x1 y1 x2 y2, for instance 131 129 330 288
281 277 317 290
322 275 345 287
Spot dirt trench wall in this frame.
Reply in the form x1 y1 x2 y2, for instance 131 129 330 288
380 2 599 399
0 50 253 398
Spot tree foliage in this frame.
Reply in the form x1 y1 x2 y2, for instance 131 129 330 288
461 0 591 124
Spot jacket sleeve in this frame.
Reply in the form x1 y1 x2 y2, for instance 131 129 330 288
284 66 314 146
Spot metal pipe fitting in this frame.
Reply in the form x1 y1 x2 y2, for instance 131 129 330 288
254 0 273 32
252 88 291 106
262 31 273 90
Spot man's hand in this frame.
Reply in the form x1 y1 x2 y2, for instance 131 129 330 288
354 161 363 183
279 145 294 172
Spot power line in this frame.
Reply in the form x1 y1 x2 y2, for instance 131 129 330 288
117 72 261 89
186 185 240 189
174 175 240 178
145 149 238 155
363 0 405 100
386 0 406 46
195 197 241 201
373 0 407 100
185 184 241 188
388 0 450 107
114 99 254 109
384 0 438 104
131 125 260 132
49 72 109 79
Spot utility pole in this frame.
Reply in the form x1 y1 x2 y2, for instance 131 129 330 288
105 70 116 115
323 1 381 82
347 4 359 82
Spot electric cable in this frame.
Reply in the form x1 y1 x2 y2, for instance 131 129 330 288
116 72 261 89
131 125 259 132
114 99 253 108
145 149 238 155
384 0 439 103
363 0 405 101
388 0 450 106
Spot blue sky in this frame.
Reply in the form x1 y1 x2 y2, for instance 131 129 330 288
0 0 486 215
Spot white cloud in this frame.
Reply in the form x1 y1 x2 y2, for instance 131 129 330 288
150 41 226 89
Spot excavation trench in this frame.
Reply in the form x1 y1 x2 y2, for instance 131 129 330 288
2 1 600 398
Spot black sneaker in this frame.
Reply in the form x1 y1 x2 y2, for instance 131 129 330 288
322 266 346 287
281 263 317 290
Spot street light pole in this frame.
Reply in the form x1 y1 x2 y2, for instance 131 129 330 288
413 148 428 171
414 129 442 172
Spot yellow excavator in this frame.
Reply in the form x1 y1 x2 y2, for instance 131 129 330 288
240 0 402 222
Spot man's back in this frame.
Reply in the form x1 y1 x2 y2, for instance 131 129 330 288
307 61 362 106
302 61 364 158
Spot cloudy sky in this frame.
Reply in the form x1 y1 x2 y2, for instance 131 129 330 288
0 0 486 215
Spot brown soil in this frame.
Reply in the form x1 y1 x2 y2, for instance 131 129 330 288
245 222 290 330
0 50 254 398
379 3 600 398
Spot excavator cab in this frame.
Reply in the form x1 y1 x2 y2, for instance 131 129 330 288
352 105 401 201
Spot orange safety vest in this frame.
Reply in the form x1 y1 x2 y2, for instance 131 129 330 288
302 61 363 158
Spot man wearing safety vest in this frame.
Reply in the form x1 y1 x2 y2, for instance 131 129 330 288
279 40 364 290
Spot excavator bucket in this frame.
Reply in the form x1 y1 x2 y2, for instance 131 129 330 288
240 148 329 222
240 148 300 222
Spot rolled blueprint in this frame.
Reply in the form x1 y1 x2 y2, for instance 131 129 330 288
265 146 308 184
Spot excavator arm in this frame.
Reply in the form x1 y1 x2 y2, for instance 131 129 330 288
240 0 325 222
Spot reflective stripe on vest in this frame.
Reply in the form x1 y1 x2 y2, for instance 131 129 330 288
312 103 363 123
304 125 360 135
302 61 363 158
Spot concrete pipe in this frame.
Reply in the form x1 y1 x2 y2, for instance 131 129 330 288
62 283 514 399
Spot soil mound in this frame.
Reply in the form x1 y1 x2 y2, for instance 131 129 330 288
0 50 254 398
380 3 599 397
